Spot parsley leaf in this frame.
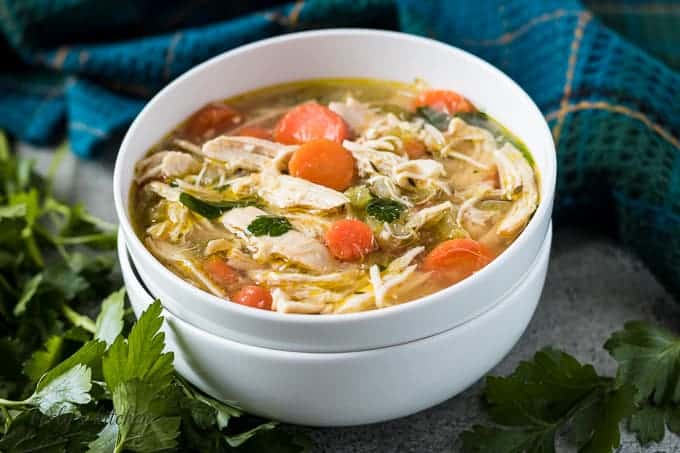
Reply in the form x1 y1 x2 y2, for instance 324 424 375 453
366 198 405 223
460 348 635 453
102 300 179 452
0 410 103 453
415 106 452 130
94 288 125 347
247 215 292 237
604 321 680 404
179 192 256 219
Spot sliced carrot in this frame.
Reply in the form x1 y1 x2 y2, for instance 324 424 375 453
185 103 242 141
274 102 350 145
288 139 355 191
413 89 475 115
325 219 375 261
403 138 427 159
237 126 272 140
203 256 240 288
422 239 492 283
231 285 272 310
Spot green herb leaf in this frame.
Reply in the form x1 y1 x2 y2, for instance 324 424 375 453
366 198 405 223
247 215 292 237
27 363 93 416
14 274 43 316
102 301 179 452
94 289 125 347
87 418 119 453
23 335 65 383
460 348 635 453
628 405 666 445
416 106 452 130
604 321 680 404
179 192 256 219
0 410 103 453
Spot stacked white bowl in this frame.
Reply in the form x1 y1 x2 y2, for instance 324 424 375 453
114 30 556 426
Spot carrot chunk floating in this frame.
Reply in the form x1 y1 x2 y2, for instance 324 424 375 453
274 102 350 144
203 256 240 288
231 285 273 310
237 126 272 140
288 139 355 191
422 238 492 283
413 89 475 115
185 103 241 141
403 138 427 159
324 219 375 261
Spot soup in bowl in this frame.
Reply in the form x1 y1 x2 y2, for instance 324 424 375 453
130 78 539 315
114 29 555 352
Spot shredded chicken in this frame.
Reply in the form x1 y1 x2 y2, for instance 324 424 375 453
258 174 348 210
328 97 378 133
271 288 328 314
135 151 201 184
220 206 336 272
494 143 539 236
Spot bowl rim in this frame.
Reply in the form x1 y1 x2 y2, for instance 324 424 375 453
113 28 556 325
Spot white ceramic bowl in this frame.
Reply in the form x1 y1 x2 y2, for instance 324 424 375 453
114 29 556 352
120 225 552 426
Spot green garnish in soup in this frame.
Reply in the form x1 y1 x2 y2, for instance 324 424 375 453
130 78 539 314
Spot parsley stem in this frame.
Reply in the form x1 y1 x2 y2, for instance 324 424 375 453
0 398 28 408
54 232 117 245
60 304 96 334
1 405 12 432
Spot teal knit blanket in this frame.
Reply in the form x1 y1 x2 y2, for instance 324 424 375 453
1 0 679 299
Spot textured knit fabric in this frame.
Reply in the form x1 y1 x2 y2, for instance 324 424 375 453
1 0 679 300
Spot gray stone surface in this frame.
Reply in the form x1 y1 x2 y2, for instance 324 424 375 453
19 144 680 452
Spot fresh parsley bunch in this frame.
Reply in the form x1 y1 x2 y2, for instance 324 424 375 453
0 132 310 453
460 323 680 452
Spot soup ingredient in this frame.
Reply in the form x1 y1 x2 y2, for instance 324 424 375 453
462 321 680 452
324 219 375 261
415 106 452 131
231 285 273 310
185 103 242 140
274 102 350 144
247 215 293 237
135 151 201 184
0 137 309 452
221 207 335 271
258 174 348 210
178 192 256 219
204 256 240 287
413 89 474 115
403 138 427 159
366 198 406 223
288 139 355 191
238 126 272 140
422 238 492 280
346 185 372 209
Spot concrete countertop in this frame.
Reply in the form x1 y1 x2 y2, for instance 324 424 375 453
21 144 680 452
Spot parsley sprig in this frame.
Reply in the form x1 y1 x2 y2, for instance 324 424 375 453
461 322 680 452
0 132 310 452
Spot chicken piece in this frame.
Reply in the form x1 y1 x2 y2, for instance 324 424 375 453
135 151 201 184
220 207 336 272
258 175 348 210
145 238 226 297
391 159 451 196
405 202 453 231
202 135 296 172
146 181 181 202
328 97 378 134
204 238 231 255
271 288 327 314
342 139 407 177
494 143 539 237
247 268 361 285
334 246 424 313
